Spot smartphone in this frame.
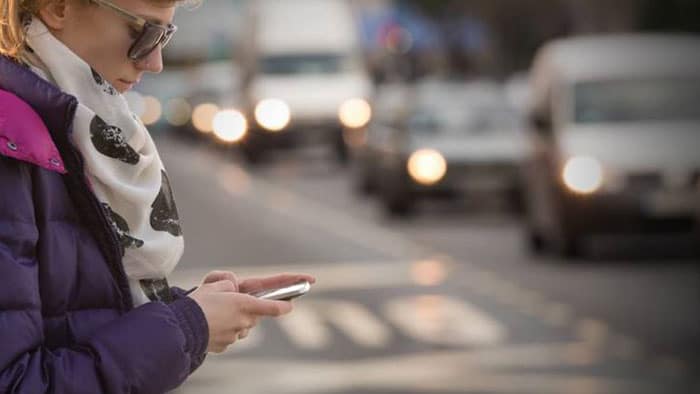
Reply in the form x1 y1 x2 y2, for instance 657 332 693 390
249 280 311 301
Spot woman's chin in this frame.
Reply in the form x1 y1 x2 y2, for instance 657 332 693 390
114 79 135 93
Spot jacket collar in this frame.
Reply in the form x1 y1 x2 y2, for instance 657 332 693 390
0 55 77 173
0 56 78 141
0 89 66 173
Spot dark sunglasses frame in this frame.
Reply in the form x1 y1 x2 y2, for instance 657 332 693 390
90 0 177 61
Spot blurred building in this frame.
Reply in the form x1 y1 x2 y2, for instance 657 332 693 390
353 0 700 80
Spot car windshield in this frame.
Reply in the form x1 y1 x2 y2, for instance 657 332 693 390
573 78 700 124
260 53 350 75
409 104 521 135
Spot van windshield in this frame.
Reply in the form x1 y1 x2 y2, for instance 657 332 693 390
260 54 349 75
574 78 700 124
409 105 521 135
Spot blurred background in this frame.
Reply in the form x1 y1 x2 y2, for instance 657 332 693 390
127 0 699 392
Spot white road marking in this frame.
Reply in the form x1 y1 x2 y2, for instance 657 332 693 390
384 295 506 347
221 297 393 351
276 302 332 350
317 299 392 348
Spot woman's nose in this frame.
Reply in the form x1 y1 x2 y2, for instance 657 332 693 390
134 46 164 74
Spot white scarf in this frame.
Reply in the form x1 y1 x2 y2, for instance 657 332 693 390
24 19 184 306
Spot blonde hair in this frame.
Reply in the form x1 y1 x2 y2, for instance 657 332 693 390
0 0 36 59
1 0 195 60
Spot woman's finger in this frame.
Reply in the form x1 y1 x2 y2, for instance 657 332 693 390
238 294 293 317
201 271 239 291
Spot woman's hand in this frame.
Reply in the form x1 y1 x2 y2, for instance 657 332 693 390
188 280 292 353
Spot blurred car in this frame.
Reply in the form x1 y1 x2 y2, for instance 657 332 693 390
236 0 373 163
523 35 700 257
184 60 247 143
352 81 410 195
358 79 529 215
129 67 194 133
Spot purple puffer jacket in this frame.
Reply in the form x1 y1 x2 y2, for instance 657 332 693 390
0 55 208 393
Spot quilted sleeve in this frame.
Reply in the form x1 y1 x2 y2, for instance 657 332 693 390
0 157 208 394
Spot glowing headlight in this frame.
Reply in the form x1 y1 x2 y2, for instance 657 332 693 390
339 98 372 129
562 156 603 194
165 98 192 127
192 103 219 133
254 99 290 132
212 109 248 143
407 149 447 185
140 96 162 126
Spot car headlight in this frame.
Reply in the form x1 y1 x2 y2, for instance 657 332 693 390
562 156 603 194
164 98 192 127
192 103 219 133
339 98 372 129
407 149 447 185
212 109 248 143
254 99 291 132
140 95 162 126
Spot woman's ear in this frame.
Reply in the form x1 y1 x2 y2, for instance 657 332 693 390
37 0 69 30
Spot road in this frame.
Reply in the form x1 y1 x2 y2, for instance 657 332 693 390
156 133 699 394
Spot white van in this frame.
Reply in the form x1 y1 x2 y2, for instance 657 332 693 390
523 35 700 257
236 0 373 162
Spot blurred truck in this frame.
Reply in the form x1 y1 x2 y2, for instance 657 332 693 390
522 34 700 257
235 0 373 163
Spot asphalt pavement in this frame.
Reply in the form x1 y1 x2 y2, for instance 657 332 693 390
156 133 699 394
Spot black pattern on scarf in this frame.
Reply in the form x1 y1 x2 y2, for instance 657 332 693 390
90 115 140 164
91 68 118 95
102 203 145 253
150 170 182 236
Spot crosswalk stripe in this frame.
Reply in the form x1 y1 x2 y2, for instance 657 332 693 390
277 302 332 349
276 300 392 349
384 295 506 347
316 299 392 348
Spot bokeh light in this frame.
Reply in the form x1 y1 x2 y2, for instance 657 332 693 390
192 103 220 134
140 96 162 126
165 98 192 127
212 109 248 143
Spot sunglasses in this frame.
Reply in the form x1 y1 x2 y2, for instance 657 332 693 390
90 0 177 61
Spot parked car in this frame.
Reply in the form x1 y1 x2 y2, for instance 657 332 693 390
358 79 529 215
523 35 700 257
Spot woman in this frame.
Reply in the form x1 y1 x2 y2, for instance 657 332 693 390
0 0 314 392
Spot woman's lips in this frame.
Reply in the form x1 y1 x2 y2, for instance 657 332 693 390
116 79 138 91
